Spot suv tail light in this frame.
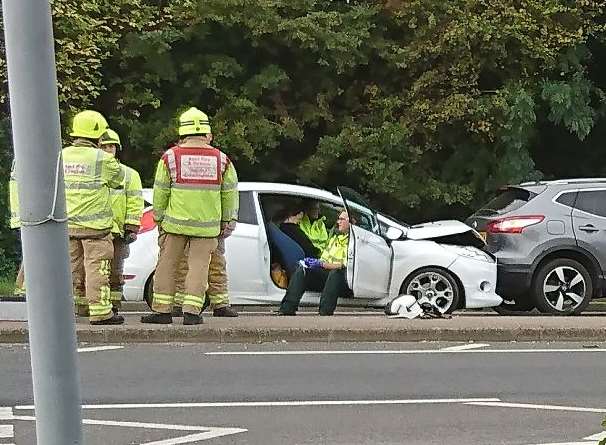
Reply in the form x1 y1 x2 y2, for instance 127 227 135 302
487 215 544 234
138 209 156 234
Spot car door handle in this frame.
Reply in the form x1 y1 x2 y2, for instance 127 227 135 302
579 224 600 233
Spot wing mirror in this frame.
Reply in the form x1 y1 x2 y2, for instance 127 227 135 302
384 226 404 241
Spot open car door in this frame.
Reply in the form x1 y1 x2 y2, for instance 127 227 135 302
337 187 392 299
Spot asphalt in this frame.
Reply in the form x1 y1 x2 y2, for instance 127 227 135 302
2 342 606 444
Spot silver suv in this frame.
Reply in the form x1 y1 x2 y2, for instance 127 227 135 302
466 178 606 315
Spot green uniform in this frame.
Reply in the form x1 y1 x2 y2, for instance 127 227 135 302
299 215 329 251
279 233 350 316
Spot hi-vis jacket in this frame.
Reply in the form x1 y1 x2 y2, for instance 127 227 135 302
110 163 144 236
153 143 239 237
62 141 124 231
9 160 19 229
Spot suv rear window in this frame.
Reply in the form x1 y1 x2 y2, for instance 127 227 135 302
476 188 533 216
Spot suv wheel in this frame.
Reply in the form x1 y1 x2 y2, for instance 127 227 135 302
532 258 593 315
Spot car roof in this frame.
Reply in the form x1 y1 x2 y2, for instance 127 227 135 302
144 182 341 201
518 178 606 188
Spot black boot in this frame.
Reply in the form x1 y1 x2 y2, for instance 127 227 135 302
213 306 238 317
90 314 125 325
171 306 184 317
183 313 203 325
141 313 172 324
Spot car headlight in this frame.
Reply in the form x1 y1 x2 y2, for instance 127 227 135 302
442 245 494 262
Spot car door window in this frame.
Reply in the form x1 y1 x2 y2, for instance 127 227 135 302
574 190 606 217
555 192 577 208
238 191 258 225
337 187 381 236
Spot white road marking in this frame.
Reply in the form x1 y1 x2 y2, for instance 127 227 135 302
11 415 247 443
584 432 606 440
440 343 490 352
141 429 248 445
204 348 606 356
77 346 124 353
0 407 13 420
465 401 606 414
0 424 14 438
15 397 501 411
529 442 598 445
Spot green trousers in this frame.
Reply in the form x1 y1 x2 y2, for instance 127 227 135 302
279 266 349 315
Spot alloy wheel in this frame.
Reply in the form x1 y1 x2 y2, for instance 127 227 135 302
542 266 586 312
406 271 455 313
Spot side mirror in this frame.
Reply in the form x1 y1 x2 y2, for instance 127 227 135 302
384 226 404 241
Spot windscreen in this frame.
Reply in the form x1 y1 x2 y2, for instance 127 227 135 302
475 187 534 216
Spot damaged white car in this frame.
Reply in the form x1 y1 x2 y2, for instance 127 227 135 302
123 182 502 313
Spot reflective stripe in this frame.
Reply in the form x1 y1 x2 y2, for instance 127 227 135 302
222 209 239 221
64 181 104 190
162 215 220 228
172 183 221 191
221 182 238 191
110 188 125 195
155 180 171 189
183 294 205 305
125 214 140 222
70 210 113 223
165 149 177 183
125 189 143 197
153 293 173 305
94 148 104 178
110 291 122 302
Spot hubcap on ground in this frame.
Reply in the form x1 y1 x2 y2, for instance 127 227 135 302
543 266 586 311
406 272 454 313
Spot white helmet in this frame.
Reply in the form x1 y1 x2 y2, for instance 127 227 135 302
384 295 423 319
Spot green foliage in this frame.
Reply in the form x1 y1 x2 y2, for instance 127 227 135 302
0 0 605 263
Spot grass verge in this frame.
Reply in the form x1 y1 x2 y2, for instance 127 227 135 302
0 276 15 296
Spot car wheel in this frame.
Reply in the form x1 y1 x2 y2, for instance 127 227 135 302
144 274 154 310
402 267 461 314
532 258 593 315
493 299 535 315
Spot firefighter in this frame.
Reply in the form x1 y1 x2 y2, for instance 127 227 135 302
172 220 239 318
64 110 125 325
141 107 238 325
99 129 144 314
9 160 25 297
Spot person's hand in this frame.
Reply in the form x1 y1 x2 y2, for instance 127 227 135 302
220 221 237 239
303 257 324 269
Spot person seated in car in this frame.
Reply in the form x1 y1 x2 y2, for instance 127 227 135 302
299 200 329 252
279 204 321 258
277 210 351 316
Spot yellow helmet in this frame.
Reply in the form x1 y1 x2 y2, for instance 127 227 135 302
70 110 108 139
100 129 122 149
178 107 211 136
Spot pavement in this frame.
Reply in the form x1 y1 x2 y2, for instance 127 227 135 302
2 341 606 444
1 307 606 343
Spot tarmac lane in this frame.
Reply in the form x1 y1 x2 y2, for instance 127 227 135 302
1 342 606 444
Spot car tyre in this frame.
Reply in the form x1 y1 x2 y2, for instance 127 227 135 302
144 274 154 310
532 258 593 315
402 267 461 314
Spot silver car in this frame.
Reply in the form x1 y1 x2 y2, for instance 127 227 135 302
467 178 606 315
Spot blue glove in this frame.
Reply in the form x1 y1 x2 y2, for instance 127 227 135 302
303 257 323 269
